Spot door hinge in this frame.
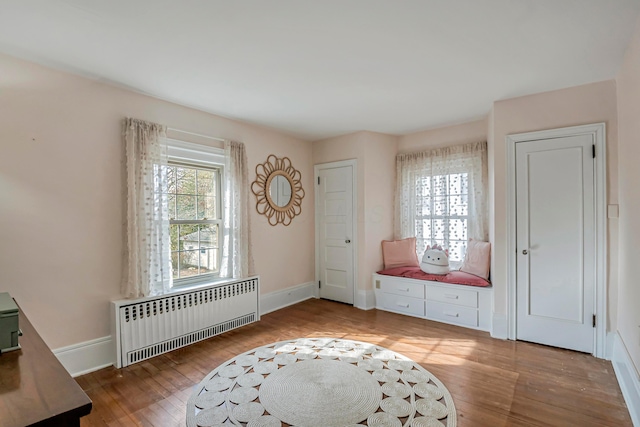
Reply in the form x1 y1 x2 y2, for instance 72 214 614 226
593 314 596 327
592 145 596 159
317 176 320 185
319 280 321 289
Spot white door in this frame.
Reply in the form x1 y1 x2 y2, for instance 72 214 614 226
316 163 355 304
516 134 595 353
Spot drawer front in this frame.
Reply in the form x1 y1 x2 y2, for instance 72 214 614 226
427 301 478 327
427 285 478 308
380 280 425 299
380 293 425 317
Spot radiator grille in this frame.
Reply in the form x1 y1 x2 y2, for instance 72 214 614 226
113 277 259 367
127 313 256 365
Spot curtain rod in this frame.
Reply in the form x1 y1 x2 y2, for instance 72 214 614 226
167 127 226 143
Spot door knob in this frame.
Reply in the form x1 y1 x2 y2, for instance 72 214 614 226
345 239 351 243
522 249 528 255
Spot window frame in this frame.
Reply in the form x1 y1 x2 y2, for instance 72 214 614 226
166 139 225 288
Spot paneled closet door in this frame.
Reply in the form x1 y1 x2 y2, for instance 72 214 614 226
516 134 595 353
316 163 355 305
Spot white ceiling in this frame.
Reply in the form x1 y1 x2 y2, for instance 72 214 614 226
1 1 639 141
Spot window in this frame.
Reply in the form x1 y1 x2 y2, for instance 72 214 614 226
396 142 487 264
414 171 469 262
163 139 226 286
166 164 222 282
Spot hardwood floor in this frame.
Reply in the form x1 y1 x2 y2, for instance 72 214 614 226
77 299 631 426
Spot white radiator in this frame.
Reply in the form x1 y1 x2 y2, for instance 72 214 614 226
112 276 260 368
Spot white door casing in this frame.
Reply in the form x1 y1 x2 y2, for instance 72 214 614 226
506 123 607 358
516 135 595 353
315 160 357 305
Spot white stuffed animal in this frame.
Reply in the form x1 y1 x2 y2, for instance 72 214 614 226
420 244 450 275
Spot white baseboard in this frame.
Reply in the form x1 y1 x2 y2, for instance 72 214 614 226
612 332 640 426
53 336 113 378
355 289 376 310
491 312 508 339
260 281 317 315
606 331 615 360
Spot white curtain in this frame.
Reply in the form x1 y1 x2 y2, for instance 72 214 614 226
220 140 254 278
395 141 488 262
122 118 172 298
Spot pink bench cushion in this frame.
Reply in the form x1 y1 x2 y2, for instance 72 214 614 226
377 266 491 287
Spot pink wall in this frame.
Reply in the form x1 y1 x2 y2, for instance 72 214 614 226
361 132 397 293
616 15 640 372
0 53 314 349
398 118 488 153
312 132 397 298
490 80 619 334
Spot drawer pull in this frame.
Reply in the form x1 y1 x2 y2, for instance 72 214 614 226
398 288 410 292
444 311 459 317
397 303 410 308
444 294 459 299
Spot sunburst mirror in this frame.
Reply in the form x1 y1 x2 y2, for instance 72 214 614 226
251 155 305 226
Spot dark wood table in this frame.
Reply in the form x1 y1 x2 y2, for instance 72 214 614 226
0 302 92 426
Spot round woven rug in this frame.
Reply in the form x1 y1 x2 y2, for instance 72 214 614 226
186 338 456 427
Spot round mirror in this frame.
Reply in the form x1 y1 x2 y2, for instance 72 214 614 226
252 155 305 226
269 174 292 207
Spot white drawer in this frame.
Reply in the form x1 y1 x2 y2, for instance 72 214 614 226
380 293 425 317
380 280 425 299
427 301 478 327
427 285 478 308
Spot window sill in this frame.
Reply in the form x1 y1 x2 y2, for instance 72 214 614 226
169 277 238 293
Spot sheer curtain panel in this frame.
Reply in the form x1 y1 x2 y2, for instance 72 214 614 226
220 140 254 278
395 141 488 262
122 118 172 298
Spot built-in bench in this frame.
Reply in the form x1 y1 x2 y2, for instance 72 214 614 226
373 267 492 331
